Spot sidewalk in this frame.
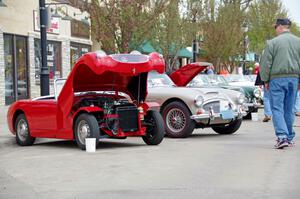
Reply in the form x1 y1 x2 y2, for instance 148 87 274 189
0 106 11 146
0 106 8 125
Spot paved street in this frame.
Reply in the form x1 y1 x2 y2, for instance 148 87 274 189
0 107 300 199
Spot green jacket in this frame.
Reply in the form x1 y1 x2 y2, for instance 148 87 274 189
260 31 300 82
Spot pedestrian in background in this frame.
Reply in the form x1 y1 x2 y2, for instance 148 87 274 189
254 62 259 75
206 65 215 74
294 92 300 116
255 71 272 122
260 18 300 149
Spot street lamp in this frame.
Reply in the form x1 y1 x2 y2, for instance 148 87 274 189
242 22 249 75
39 1 70 96
191 1 199 63
39 0 49 96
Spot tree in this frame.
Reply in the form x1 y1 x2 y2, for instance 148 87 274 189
247 0 288 54
152 0 187 72
197 0 252 73
83 0 168 53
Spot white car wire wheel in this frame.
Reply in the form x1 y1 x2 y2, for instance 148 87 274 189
15 114 35 146
162 101 195 138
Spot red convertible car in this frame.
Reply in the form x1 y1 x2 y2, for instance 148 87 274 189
7 51 165 150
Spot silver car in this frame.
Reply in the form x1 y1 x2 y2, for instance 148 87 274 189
147 63 246 138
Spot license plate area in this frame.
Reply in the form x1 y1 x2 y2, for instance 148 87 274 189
220 110 234 119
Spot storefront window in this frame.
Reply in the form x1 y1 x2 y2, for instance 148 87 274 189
4 34 29 105
4 35 14 105
34 39 62 83
70 42 90 68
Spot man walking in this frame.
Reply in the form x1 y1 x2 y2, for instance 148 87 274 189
260 18 300 149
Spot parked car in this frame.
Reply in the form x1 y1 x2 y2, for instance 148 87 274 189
7 52 166 150
146 62 246 138
216 74 262 117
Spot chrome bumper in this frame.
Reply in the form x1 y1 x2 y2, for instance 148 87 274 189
243 102 261 110
190 107 247 121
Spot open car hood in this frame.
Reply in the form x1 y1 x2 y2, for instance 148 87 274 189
58 52 165 115
169 62 211 87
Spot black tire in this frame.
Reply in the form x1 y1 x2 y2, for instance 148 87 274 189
243 112 251 119
15 114 35 146
162 101 195 138
74 113 100 150
244 107 258 119
212 118 242 134
142 110 165 145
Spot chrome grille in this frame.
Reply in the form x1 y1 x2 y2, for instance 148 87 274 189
203 101 220 113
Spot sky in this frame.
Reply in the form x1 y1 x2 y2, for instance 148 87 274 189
281 0 300 25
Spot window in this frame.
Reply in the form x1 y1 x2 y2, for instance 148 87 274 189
70 42 91 68
34 39 62 83
4 34 29 105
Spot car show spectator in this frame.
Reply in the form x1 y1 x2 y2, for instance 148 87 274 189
206 65 215 74
254 62 260 74
294 92 300 116
255 71 272 122
260 18 300 149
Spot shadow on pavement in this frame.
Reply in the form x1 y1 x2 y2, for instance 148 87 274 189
189 133 235 138
34 139 145 149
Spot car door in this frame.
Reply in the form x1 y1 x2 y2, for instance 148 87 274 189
27 100 57 138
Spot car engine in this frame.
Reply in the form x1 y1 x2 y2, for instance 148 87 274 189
78 96 139 135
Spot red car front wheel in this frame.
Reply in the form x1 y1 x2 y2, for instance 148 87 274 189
15 114 35 146
74 113 100 150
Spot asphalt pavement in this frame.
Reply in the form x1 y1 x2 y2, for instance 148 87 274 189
0 106 300 199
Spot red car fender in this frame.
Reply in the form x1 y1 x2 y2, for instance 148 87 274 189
7 101 30 135
139 102 160 113
57 106 104 139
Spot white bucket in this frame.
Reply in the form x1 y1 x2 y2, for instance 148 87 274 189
251 113 259 122
85 138 96 152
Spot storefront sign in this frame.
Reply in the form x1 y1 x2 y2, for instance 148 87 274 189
71 19 89 39
33 10 60 34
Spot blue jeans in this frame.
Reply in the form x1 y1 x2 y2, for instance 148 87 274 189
269 77 298 142
263 86 272 117
294 91 300 113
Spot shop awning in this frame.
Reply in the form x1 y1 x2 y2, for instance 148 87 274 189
137 41 156 54
135 41 193 58
177 48 192 58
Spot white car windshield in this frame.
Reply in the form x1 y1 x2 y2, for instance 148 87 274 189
147 71 176 88
189 75 229 87
188 75 210 87
206 75 229 86
224 74 248 82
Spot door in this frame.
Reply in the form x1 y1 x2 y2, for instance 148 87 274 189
4 34 29 105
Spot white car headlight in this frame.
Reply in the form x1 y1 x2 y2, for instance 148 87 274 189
237 93 245 104
194 95 204 107
253 88 261 98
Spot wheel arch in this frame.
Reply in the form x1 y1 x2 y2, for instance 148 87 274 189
12 109 25 133
160 98 192 115
72 109 102 137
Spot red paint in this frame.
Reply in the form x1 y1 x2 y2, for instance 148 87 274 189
169 62 208 86
7 52 165 141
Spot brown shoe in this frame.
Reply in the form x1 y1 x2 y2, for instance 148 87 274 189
262 116 271 122
296 112 300 116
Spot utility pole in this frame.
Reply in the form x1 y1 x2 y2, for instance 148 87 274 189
192 39 197 63
242 22 249 75
39 0 49 96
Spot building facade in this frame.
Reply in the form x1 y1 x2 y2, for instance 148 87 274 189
0 0 92 105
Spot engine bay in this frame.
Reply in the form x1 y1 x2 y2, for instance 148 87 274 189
74 95 140 135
